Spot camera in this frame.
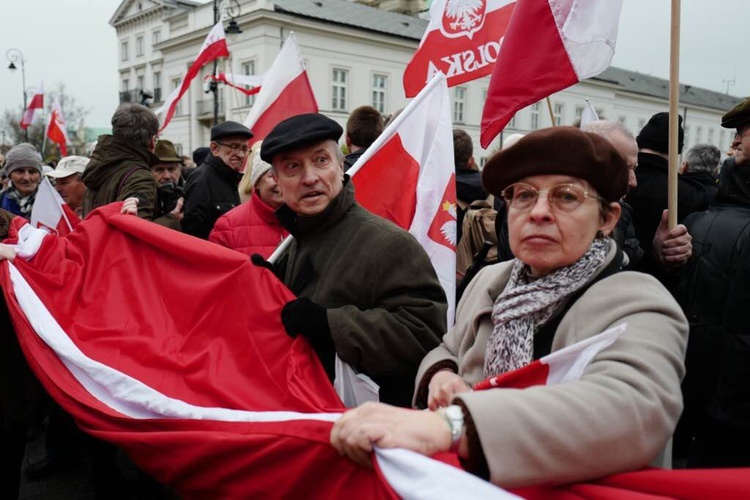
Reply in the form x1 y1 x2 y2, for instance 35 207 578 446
157 181 184 215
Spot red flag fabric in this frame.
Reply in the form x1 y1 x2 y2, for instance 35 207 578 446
30 178 80 236
3 209 750 497
207 72 264 96
403 0 515 97
20 82 44 130
156 22 229 132
480 0 623 147
243 32 318 144
45 100 70 156
349 73 457 326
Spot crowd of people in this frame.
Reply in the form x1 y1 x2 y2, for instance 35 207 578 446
0 94 749 497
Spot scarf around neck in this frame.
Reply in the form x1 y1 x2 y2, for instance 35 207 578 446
4 184 37 217
483 237 611 378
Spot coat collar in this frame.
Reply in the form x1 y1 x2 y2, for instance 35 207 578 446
250 191 280 225
204 153 243 185
275 175 355 238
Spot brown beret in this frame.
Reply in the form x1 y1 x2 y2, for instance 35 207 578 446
721 97 750 130
482 126 628 203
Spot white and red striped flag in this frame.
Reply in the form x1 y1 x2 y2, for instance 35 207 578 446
480 0 623 147
20 82 44 130
403 0 516 97
156 21 229 132
29 177 80 236
243 32 318 144
46 100 70 156
206 72 264 96
350 73 456 326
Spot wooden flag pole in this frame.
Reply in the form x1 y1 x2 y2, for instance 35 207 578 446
546 97 556 126
667 0 681 229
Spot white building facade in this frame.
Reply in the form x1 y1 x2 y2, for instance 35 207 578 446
111 0 741 162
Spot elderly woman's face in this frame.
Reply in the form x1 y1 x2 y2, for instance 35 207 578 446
507 174 619 276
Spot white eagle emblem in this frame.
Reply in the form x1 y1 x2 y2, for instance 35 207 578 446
440 0 487 40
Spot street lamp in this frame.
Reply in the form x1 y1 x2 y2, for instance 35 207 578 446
211 0 243 125
6 48 28 141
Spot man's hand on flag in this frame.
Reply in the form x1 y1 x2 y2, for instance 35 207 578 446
281 297 329 341
331 402 453 468
0 243 18 262
169 197 184 222
427 370 472 411
121 197 139 215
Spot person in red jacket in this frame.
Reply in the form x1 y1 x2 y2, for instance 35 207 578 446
209 141 287 257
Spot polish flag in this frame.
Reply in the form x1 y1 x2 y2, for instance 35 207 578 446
156 22 229 132
480 0 623 147
350 73 456 326
474 323 626 390
207 72 264 96
403 0 516 97
243 32 318 144
579 98 600 128
3 210 750 498
46 100 70 156
20 82 44 130
29 178 80 237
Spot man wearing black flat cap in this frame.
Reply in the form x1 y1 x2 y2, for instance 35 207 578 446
625 112 703 273
259 113 447 408
182 121 253 238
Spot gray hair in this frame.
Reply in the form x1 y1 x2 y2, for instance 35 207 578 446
111 103 159 149
581 120 635 142
684 144 721 175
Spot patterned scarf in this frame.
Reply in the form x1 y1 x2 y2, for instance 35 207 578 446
483 238 611 378
4 184 36 218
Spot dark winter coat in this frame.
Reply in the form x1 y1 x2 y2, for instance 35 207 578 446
182 153 242 239
81 135 180 230
456 166 488 243
275 178 447 407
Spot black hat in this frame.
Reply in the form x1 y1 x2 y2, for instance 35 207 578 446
721 98 750 130
636 112 684 155
210 121 253 142
482 126 628 203
192 147 210 165
260 114 343 163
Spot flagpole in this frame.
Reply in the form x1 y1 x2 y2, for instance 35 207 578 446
667 0 681 229
545 97 556 126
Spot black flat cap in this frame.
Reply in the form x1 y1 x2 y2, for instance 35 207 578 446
482 126 628 203
261 114 343 163
722 97 750 130
211 121 253 142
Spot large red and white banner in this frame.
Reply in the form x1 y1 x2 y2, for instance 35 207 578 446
243 32 318 144
45 100 70 156
480 0 623 147
3 209 750 498
403 0 516 97
20 82 44 130
156 22 229 132
29 178 80 237
349 73 457 326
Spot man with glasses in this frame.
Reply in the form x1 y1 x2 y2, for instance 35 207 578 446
183 121 253 238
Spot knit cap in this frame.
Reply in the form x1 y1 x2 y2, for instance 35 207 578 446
4 143 42 175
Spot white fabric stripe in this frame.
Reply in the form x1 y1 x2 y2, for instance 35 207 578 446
549 0 623 80
545 323 627 385
375 447 520 500
8 262 340 423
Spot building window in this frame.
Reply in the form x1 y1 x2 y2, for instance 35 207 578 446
137 75 145 95
173 143 183 155
575 106 584 123
596 108 604 119
638 118 646 131
554 103 565 126
242 60 256 107
453 86 466 123
152 30 161 45
121 41 129 61
136 36 144 57
331 68 348 111
172 77 183 115
720 130 726 149
684 126 691 150
696 126 703 144
153 71 161 102
508 113 517 129
482 88 488 103
708 128 715 145
371 73 387 113
531 102 540 130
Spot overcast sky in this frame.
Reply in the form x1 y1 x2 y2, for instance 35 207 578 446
0 0 746 132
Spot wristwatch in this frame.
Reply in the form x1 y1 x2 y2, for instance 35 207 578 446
443 405 464 452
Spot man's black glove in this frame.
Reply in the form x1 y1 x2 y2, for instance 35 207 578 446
251 253 281 279
281 297 330 342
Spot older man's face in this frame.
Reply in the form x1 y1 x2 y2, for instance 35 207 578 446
271 140 344 216
54 174 86 211
735 128 750 166
9 167 40 197
210 135 250 172
151 162 181 185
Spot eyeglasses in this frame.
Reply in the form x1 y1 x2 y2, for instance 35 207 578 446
501 183 605 213
215 141 250 155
